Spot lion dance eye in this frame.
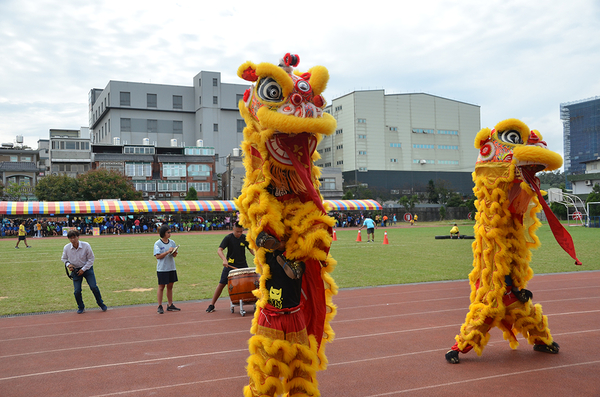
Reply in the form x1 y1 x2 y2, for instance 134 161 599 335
295 80 312 95
497 129 523 145
257 78 283 102
479 141 495 161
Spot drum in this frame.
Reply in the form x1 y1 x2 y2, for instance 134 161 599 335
228 267 259 305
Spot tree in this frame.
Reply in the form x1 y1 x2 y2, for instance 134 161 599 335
550 201 567 220
586 183 600 217
538 170 565 188
4 181 30 201
35 174 79 201
0 181 4 198
439 205 446 221
427 180 438 204
446 192 464 207
185 186 198 200
77 169 142 200
399 194 418 213
342 190 354 199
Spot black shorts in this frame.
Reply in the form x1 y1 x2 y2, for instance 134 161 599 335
18 236 26 241
367 228 375 234
219 264 248 285
157 270 178 285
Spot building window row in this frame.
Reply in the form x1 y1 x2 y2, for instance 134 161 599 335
336 144 343 150
390 143 401 148
185 147 216 155
390 158 398 162
334 105 343 112
119 91 184 110
320 178 336 190
51 140 90 150
189 182 211 192
389 127 398 131
335 129 343 135
413 144 435 149
323 162 332 167
336 160 343 165
438 145 458 150
438 130 459 135
358 151 367 155
438 160 459 165
358 134 366 139
125 162 152 177
412 128 434 134
124 146 155 154
163 163 186 177
188 164 211 176
158 182 187 192
413 159 435 164
358 118 367 123
120 118 186 134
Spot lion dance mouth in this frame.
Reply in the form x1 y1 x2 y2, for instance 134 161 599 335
266 133 317 167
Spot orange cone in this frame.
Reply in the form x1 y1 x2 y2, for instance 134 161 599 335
333 230 337 241
356 230 362 242
383 231 389 245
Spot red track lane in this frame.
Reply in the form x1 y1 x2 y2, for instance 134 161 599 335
1 271 599 397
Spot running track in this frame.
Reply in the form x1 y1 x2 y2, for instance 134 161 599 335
1 271 599 396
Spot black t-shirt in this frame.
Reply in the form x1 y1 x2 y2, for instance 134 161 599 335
265 252 303 309
219 233 250 267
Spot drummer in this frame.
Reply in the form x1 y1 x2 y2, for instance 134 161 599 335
206 222 255 313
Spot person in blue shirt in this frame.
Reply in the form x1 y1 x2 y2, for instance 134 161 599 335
359 214 376 243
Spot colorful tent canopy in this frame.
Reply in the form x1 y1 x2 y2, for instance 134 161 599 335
0 199 381 216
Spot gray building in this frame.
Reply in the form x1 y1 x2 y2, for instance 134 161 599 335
48 128 92 177
318 90 481 196
89 71 248 174
0 139 44 200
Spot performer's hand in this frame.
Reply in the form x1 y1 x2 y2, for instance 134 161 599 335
223 261 229 267
67 264 75 272
77 269 84 276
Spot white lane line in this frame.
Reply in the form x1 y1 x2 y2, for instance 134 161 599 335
0 348 247 382
0 329 249 359
364 360 600 396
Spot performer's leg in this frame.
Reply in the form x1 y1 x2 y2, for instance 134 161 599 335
244 335 287 397
508 301 559 353
446 311 495 363
285 338 320 397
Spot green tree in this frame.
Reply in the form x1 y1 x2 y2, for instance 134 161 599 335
342 190 354 199
77 169 142 200
399 194 418 213
446 192 464 207
185 186 198 200
35 174 79 201
0 181 5 198
4 181 30 201
427 180 438 203
439 205 446 221
550 201 567 220
586 183 600 216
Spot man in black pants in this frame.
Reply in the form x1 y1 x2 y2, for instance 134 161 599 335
206 223 254 312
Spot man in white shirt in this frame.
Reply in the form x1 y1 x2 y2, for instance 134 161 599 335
61 230 107 314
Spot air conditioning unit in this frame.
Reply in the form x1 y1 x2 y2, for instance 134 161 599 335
142 192 148 197
585 180 592 186
158 193 164 198
166 193 171 197
180 192 186 197
149 195 156 200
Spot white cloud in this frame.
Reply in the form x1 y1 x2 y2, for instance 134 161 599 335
1 0 599 162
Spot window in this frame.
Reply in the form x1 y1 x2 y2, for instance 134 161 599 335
237 119 245 133
358 118 367 123
213 96 218 105
147 93 157 108
199 123 202 133
158 182 187 192
390 158 398 162
389 127 398 131
124 146 155 154
173 95 182 109
334 105 342 112
10 155 17 162
323 162 332 167
162 163 186 177
358 167 368 172
336 160 343 165
185 147 215 155
336 144 343 150
438 160 459 165
413 159 435 164
132 180 156 191
125 162 152 177
213 78 218 86
320 178 336 190
438 130 459 135
213 123 218 132
147 119 157 133
358 151 367 155
173 121 183 134
390 143 401 147
120 92 130 106
188 182 211 192
236 94 244 103
412 128 434 134
121 118 131 132
413 144 435 149
358 134 366 139
21 156 31 162
65 141 76 150
199 96 202 105
335 129 343 135
438 145 458 150
187 164 211 176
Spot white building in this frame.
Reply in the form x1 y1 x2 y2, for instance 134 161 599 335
318 90 480 196
567 157 600 194
89 71 248 173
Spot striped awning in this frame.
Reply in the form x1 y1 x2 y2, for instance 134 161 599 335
323 199 381 211
0 199 380 216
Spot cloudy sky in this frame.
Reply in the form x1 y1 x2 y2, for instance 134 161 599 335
1 0 599 162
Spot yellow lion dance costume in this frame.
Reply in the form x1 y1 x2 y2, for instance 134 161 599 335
446 118 582 364
235 54 337 396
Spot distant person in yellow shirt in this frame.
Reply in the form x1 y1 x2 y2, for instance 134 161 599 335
450 223 460 239
15 222 31 248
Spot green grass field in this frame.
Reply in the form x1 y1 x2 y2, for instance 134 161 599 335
1 222 597 316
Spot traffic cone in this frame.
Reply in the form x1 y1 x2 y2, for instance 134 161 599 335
333 229 337 241
383 231 389 245
356 230 362 242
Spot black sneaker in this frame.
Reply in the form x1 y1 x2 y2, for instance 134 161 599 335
167 304 180 311
206 304 215 313
157 305 164 314
533 341 559 354
445 350 460 364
